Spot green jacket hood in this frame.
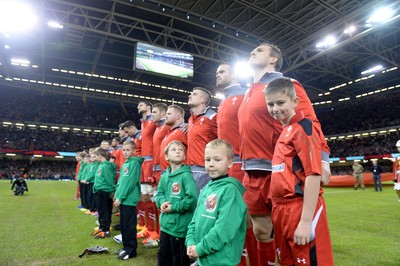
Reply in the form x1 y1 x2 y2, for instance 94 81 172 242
128 156 144 165
165 165 192 178
209 176 245 195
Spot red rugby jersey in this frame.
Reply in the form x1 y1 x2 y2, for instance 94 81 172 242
217 84 246 155
141 114 157 156
238 72 329 170
271 113 323 198
152 120 169 166
133 131 142 156
187 107 217 166
159 125 188 170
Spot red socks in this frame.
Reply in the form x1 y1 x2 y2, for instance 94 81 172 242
257 240 276 266
145 201 157 232
246 228 259 266
137 201 146 227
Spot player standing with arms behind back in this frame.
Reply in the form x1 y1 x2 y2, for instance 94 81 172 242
265 77 333 266
238 43 331 265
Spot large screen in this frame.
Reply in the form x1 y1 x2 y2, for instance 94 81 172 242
135 42 193 79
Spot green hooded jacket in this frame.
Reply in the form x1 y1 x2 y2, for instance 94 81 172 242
114 156 144 206
155 165 198 238
84 161 99 183
185 176 247 266
93 160 116 193
77 161 87 181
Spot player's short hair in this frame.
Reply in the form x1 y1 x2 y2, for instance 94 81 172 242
205 139 234 160
193 87 212 106
164 140 186 156
122 120 137 129
264 78 296 100
153 103 168 113
118 122 125 130
168 105 185 118
112 136 121 143
260 42 283 71
101 140 110 145
138 101 153 108
123 140 136 149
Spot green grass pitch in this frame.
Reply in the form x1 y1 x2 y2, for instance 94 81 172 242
137 58 192 78
1 180 400 265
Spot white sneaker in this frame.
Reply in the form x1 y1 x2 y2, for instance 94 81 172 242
114 234 122 244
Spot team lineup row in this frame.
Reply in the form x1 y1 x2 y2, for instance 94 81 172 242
76 43 333 266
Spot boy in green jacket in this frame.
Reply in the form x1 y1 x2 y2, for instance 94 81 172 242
77 152 88 211
156 140 198 266
186 139 247 266
113 140 144 260
92 147 116 239
84 149 100 214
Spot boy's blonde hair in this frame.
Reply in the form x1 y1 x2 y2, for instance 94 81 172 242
264 77 296 100
123 140 136 150
77 152 86 159
92 147 110 160
164 140 186 156
205 139 234 160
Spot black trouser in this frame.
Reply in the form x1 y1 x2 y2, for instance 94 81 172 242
158 230 190 266
120 205 137 257
373 174 383 191
14 185 25 195
95 190 113 232
79 182 88 208
87 183 97 212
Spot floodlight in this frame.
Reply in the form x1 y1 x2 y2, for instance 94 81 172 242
4 45 10 49
48 21 64 29
234 61 253 79
316 35 337 48
11 58 30 65
367 7 394 24
344 26 356 34
361 65 383 75
324 35 337 46
0 1 37 33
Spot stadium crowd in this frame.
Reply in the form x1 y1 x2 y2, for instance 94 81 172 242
1 127 106 151
0 86 138 128
316 90 400 135
0 158 75 180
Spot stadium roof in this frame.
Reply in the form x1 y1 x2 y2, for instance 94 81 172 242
0 0 399 107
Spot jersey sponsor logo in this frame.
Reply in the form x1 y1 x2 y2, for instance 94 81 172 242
205 193 217 213
171 182 181 195
123 166 129 174
272 163 285 173
97 169 102 175
90 166 94 171
200 117 205 125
